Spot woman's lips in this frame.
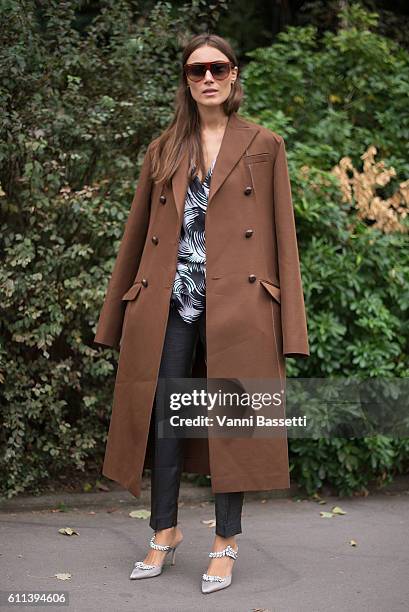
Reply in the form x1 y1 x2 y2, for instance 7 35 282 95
203 90 217 95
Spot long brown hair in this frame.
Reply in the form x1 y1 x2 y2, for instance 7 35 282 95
150 33 243 186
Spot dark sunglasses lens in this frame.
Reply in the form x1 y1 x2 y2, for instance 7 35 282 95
187 65 206 80
212 63 230 78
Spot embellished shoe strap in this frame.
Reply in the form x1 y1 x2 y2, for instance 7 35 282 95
208 544 238 560
134 561 157 570
149 533 172 551
202 573 226 582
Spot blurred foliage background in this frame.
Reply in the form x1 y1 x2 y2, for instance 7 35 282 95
1 0 408 499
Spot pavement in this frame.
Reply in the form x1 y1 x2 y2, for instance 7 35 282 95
1 477 409 612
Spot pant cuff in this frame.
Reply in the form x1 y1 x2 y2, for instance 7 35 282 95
149 515 178 531
215 523 242 538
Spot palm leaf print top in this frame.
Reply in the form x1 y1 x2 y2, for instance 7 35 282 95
171 156 217 324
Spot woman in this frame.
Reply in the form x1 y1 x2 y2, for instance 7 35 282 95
94 33 309 594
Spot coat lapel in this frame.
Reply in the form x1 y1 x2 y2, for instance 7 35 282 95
171 112 259 222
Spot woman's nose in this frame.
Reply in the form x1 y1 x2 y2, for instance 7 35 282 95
204 70 214 81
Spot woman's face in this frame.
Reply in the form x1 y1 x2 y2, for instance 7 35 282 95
185 45 238 109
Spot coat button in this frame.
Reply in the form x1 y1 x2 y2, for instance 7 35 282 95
248 274 256 283
141 278 148 287
151 236 159 245
160 195 166 204
244 186 252 195
245 229 254 238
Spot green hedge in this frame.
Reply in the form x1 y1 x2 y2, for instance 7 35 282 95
0 0 226 497
1 2 408 498
240 3 409 495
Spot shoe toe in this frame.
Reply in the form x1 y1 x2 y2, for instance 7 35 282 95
130 567 151 580
201 575 231 593
201 580 219 593
130 563 161 580
130 568 143 580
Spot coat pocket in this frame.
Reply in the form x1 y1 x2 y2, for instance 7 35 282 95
260 279 284 387
244 152 273 165
122 282 142 301
259 279 281 304
120 283 142 348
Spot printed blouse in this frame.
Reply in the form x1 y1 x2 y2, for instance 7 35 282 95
171 157 217 324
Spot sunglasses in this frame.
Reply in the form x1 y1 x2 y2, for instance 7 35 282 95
184 61 235 82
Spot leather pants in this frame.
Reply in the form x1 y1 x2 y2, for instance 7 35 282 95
149 300 244 537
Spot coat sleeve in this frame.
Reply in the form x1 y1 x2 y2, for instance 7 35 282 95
93 143 153 349
273 137 310 358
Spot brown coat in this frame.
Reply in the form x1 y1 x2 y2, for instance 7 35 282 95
94 111 309 497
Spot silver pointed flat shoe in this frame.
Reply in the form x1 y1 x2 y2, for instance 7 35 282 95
201 543 238 594
130 532 182 580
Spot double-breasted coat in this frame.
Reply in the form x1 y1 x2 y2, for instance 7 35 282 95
94 111 310 497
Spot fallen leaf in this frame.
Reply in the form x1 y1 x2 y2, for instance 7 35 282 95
260 499 267 504
332 506 346 515
319 511 334 518
106 507 119 513
58 527 79 536
52 503 68 513
55 573 71 581
353 488 369 497
129 509 151 519
349 539 358 546
96 480 110 492
201 519 216 527
318 500 327 505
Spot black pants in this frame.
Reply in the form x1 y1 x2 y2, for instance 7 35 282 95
149 300 244 538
